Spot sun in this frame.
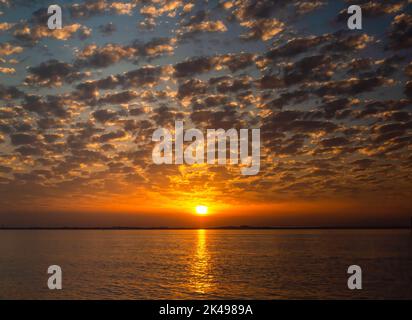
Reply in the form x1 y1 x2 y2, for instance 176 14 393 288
195 205 208 215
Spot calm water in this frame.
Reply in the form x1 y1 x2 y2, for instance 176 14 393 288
0 229 411 299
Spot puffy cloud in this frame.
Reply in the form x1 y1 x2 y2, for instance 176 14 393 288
295 1 325 15
0 22 13 31
79 26 92 40
266 35 332 60
258 75 285 89
138 18 156 30
230 0 286 21
22 95 71 118
214 75 253 93
322 33 374 52
173 52 254 78
93 109 118 124
25 59 87 87
387 13 412 50
240 18 284 41
0 66 15 74
97 90 139 105
351 158 375 169
70 0 107 18
109 2 136 15
174 56 216 78
75 43 137 68
135 37 176 58
140 0 184 18
0 42 23 56
94 130 126 143
283 54 336 85
314 77 392 96
0 84 23 100
10 133 38 145
320 137 350 148
74 65 169 102
75 38 176 69
177 78 207 99
14 23 82 42
218 52 256 72
177 20 227 39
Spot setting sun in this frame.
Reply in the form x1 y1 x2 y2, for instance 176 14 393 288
196 206 208 215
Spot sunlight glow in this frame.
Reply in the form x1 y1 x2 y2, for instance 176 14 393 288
195 205 208 215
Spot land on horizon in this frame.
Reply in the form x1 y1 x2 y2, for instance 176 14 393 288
1 225 411 230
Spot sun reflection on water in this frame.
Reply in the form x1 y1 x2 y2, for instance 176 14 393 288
188 229 214 295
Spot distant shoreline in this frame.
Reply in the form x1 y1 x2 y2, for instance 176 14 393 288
0 226 410 230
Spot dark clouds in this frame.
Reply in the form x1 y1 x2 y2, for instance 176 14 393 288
387 13 412 50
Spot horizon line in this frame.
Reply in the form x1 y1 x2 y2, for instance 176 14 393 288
0 225 411 230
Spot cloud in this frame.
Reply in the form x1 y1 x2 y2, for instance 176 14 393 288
387 13 412 50
0 42 23 56
0 66 15 74
14 23 82 42
10 133 38 145
0 84 23 100
22 95 71 118
177 20 227 39
140 0 184 18
25 59 87 87
322 32 374 52
94 130 126 143
109 2 136 15
295 1 325 15
266 35 331 60
138 18 156 30
240 18 284 41
69 0 108 18
177 78 207 99
74 38 176 69
92 109 119 123
173 53 255 78
215 75 253 93
69 0 136 19
135 37 176 58
218 52 256 72
79 26 92 40
174 56 216 78
320 137 350 148
351 158 375 169
314 77 392 96
74 65 169 102
230 0 287 21
0 22 13 31
75 43 137 68
97 90 139 105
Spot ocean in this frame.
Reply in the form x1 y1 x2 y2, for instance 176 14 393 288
0 229 411 299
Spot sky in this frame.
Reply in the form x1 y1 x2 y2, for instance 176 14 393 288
0 0 411 227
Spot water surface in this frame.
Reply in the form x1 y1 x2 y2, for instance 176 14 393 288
0 229 411 299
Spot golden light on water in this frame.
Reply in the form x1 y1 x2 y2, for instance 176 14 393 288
188 229 214 295
195 205 208 215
